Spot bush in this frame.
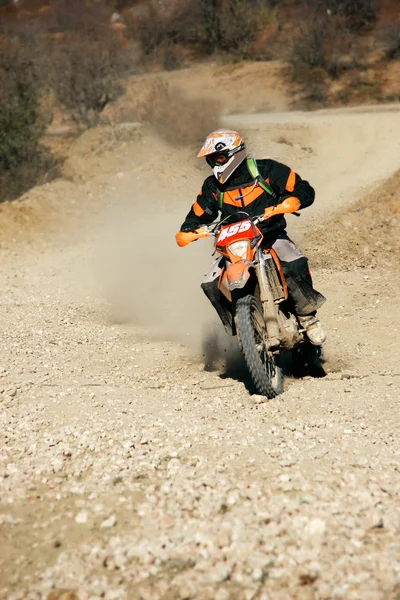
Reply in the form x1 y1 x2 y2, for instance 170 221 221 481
43 0 138 128
286 11 372 108
0 37 56 203
47 0 113 34
127 0 276 62
125 1 172 57
308 0 378 31
287 13 360 79
379 22 400 61
181 0 276 58
51 31 129 128
289 67 329 109
219 0 276 58
159 44 186 72
338 71 383 104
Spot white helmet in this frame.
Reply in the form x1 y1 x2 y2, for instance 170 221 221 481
197 129 247 184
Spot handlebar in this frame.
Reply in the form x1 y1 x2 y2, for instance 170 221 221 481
253 210 300 226
176 199 301 247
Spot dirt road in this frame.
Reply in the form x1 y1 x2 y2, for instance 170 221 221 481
1 104 400 600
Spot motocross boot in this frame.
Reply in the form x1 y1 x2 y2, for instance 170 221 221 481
280 257 327 346
298 313 326 346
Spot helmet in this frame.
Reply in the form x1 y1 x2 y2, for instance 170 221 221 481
197 129 247 184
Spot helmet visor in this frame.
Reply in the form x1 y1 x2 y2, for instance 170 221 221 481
206 152 230 169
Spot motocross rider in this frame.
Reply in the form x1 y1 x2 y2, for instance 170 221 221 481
178 129 326 346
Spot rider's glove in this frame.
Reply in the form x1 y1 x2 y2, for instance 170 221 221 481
280 196 301 212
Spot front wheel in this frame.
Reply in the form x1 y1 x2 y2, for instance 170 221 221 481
235 295 283 398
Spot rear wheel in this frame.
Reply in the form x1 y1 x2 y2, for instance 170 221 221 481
236 295 283 398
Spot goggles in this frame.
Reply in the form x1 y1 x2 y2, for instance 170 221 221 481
206 152 230 168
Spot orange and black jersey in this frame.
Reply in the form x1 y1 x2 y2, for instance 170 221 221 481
181 158 315 243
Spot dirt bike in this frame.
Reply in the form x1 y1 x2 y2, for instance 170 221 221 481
176 204 323 398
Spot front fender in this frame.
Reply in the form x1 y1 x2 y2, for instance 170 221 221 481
221 261 254 293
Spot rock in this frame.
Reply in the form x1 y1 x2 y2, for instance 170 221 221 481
305 518 326 540
100 515 117 528
6 386 17 398
215 590 230 600
75 510 88 524
280 459 296 467
252 394 265 404
363 509 384 530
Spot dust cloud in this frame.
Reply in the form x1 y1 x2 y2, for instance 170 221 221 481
90 89 227 353
95 203 216 345
92 191 252 375
89 85 235 362
140 80 220 147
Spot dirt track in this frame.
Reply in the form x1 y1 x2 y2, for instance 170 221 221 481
1 104 400 600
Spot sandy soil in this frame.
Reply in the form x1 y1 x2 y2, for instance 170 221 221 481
0 97 400 600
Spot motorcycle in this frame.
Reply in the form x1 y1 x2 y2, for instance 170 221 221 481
176 204 323 398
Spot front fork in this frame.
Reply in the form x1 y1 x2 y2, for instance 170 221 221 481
255 248 280 350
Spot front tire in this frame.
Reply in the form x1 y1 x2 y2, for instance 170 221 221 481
236 295 283 398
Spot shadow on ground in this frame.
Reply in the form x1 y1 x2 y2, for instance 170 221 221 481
202 329 327 395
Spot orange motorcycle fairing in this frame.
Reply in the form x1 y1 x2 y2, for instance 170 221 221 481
220 260 254 295
215 218 263 262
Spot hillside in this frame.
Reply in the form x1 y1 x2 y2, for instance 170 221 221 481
304 168 400 271
1 0 399 204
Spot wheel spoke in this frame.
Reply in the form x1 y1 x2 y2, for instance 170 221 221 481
235 295 283 398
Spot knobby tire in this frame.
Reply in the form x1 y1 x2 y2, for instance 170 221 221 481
236 295 283 398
